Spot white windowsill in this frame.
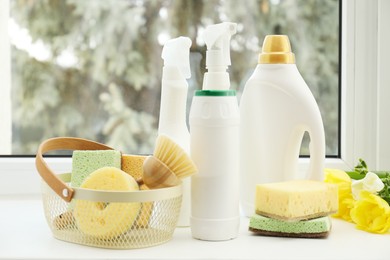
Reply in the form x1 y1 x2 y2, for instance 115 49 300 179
0 196 388 260
0 157 72 195
0 156 352 196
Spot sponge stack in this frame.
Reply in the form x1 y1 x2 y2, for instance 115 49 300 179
249 180 338 238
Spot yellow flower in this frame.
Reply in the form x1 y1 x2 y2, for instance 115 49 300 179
324 169 355 221
324 168 351 188
336 195 355 222
350 190 390 234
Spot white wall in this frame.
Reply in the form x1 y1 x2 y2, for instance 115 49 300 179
377 0 390 169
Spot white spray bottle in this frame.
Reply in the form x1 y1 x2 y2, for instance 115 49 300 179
159 36 192 227
189 22 240 241
239 35 326 217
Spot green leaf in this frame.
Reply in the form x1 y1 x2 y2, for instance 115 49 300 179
354 158 369 175
378 173 390 205
346 171 365 180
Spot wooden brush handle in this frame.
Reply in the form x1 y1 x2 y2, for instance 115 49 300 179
35 137 114 202
142 156 181 189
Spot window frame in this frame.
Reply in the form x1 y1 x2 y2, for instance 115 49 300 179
0 0 11 155
341 0 390 170
1 0 389 195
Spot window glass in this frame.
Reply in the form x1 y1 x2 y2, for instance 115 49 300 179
7 0 339 156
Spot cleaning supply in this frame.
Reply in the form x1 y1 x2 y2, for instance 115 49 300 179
142 135 197 189
71 150 121 188
254 180 338 221
249 215 331 238
122 154 153 228
239 35 326 217
121 154 146 181
189 22 240 241
249 179 337 239
158 36 192 227
74 167 141 239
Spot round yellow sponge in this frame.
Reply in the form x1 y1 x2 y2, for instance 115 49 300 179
74 167 141 239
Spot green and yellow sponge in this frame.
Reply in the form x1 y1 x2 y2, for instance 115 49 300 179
71 150 121 188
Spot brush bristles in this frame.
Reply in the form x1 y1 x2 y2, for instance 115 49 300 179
153 135 197 178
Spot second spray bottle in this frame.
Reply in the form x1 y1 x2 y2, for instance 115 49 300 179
159 22 240 239
189 22 240 241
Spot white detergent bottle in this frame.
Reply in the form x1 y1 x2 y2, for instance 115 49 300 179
189 22 240 241
240 35 326 217
159 36 192 227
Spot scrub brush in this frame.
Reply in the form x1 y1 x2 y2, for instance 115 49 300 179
141 135 197 189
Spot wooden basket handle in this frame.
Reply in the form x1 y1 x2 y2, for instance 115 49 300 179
35 137 114 202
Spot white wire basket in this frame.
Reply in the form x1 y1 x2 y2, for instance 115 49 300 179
36 137 182 249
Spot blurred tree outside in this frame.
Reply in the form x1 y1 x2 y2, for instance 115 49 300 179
9 0 339 155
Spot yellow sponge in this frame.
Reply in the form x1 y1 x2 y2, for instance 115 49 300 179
74 167 141 239
121 154 153 228
121 154 146 181
255 180 338 221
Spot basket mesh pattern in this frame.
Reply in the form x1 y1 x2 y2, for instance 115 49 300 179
42 190 182 249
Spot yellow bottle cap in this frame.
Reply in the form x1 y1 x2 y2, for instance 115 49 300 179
258 35 295 64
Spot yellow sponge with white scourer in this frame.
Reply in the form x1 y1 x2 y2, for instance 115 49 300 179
74 167 141 239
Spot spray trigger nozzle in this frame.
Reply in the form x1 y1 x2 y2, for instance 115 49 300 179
162 36 192 79
203 22 237 68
